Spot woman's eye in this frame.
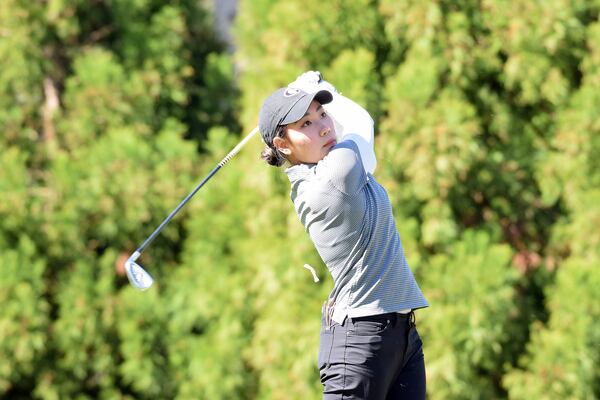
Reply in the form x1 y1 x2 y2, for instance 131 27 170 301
321 111 327 118
302 120 311 127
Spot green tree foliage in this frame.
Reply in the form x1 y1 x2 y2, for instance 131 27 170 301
1 0 237 398
503 256 600 399
0 237 48 394
0 1 45 154
419 231 517 399
503 18 600 399
1 0 600 399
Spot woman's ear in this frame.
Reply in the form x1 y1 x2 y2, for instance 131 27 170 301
273 136 292 155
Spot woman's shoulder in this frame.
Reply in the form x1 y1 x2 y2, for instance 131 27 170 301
316 140 367 195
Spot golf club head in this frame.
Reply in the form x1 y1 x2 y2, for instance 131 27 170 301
125 255 154 291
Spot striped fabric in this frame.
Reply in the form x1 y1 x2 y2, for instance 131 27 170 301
285 140 428 324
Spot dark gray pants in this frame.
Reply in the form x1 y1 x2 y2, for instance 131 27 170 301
318 312 425 400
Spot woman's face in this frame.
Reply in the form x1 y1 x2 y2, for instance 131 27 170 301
273 100 337 165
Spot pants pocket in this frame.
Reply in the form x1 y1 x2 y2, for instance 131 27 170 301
349 314 393 336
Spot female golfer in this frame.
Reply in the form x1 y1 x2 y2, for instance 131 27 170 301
258 71 428 400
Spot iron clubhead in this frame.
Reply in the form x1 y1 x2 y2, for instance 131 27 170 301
125 255 154 291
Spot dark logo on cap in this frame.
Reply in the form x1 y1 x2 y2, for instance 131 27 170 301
284 87 300 97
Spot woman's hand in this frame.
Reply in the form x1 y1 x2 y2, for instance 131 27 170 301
288 71 337 94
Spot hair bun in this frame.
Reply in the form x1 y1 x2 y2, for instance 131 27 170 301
260 145 286 167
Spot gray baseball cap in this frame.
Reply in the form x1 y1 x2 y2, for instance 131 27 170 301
259 87 333 147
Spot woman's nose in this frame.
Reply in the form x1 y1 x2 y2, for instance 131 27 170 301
319 127 330 137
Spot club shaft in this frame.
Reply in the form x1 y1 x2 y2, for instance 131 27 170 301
134 126 259 255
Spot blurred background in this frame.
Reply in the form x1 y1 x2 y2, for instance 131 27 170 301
1 0 599 399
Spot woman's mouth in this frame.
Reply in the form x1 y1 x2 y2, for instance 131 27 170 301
324 139 336 148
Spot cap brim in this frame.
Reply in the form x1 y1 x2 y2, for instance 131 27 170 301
280 89 333 125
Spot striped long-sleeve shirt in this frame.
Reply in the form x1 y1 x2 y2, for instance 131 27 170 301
285 91 428 324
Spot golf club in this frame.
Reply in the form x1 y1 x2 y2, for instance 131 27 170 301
124 126 260 290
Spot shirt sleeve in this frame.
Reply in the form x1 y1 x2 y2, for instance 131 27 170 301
323 92 377 174
317 140 367 196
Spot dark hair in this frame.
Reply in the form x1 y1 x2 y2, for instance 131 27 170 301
260 125 288 167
